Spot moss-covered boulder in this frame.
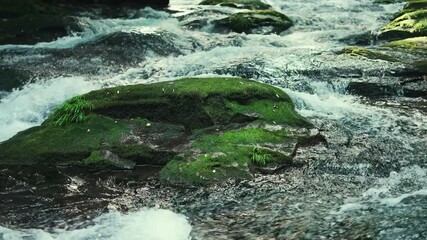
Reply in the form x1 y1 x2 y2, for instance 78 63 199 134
383 36 427 51
378 2 427 41
340 46 399 62
227 10 293 34
0 78 318 185
199 0 271 10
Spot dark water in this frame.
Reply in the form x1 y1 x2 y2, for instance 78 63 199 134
0 0 426 239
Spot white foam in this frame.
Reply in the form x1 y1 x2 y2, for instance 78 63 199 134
334 166 427 214
0 77 100 142
0 208 192 240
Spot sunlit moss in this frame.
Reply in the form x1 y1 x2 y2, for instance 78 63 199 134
160 128 291 185
379 9 427 40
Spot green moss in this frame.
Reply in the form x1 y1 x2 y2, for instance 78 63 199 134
199 0 271 10
228 10 293 34
160 127 292 185
0 115 134 164
383 36 427 50
84 78 308 129
379 9 427 40
341 46 400 62
83 150 135 169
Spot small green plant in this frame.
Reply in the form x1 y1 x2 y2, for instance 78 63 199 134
251 147 270 165
51 96 94 127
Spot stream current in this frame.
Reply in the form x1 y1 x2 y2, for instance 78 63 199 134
0 0 426 239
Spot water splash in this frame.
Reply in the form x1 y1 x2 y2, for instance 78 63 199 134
0 77 100 142
0 208 192 240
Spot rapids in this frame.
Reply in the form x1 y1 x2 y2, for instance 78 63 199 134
1 0 426 239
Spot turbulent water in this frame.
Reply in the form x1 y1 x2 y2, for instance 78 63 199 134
1 0 426 239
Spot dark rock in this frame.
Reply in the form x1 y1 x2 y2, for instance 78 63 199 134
0 66 32 91
346 82 402 97
402 78 427 98
183 9 293 35
338 31 375 46
0 14 82 45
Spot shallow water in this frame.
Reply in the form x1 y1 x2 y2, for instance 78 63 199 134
1 0 426 239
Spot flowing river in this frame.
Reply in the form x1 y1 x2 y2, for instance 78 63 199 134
1 0 426 239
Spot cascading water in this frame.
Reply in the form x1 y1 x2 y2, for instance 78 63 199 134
1 0 426 239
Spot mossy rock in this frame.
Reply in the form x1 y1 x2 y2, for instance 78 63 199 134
0 78 317 185
341 46 399 62
382 36 427 51
228 10 293 34
199 0 271 10
378 9 427 41
160 126 312 185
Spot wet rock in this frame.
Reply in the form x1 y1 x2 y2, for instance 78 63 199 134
382 36 427 53
404 0 427 11
0 66 33 91
341 46 399 62
402 78 427 98
346 82 402 98
0 0 64 19
199 0 271 10
0 78 317 185
0 14 82 45
71 30 181 64
183 9 293 35
0 0 170 45
338 31 375 46
226 10 293 34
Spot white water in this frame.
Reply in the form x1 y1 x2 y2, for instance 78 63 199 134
0 77 100 142
0 209 191 240
337 165 427 213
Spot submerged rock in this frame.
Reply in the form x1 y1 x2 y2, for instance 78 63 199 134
199 0 271 10
0 78 318 185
